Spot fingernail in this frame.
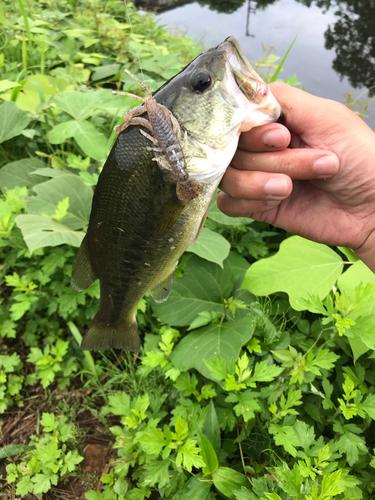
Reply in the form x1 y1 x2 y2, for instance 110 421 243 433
264 129 287 148
313 155 339 176
265 177 288 197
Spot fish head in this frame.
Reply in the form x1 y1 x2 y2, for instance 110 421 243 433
154 37 282 183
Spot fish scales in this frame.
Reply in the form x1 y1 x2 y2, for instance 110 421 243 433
71 37 282 351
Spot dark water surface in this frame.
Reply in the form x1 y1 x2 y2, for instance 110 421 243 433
139 0 375 128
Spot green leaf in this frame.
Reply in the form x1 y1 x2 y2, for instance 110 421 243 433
52 90 103 119
312 349 339 370
269 424 301 457
212 467 250 500
173 415 189 441
16 214 85 252
31 473 53 494
242 236 343 310
203 400 221 456
195 425 218 475
233 487 258 500
270 36 297 82
176 439 205 472
0 158 46 192
0 101 30 143
294 420 315 451
208 193 252 226
27 174 93 229
92 64 121 81
187 228 230 267
348 336 369 362
48 119 108 161
40 412 59 432
335 423 368 466
143 460 170 488
226 390 261 422
273 463 303 498
249 360 283 384
16 476 34 496
152 255 233 326
225 251 251 284
358 394 375 420
171 315 255 380
137 425 166 455
0 444 27 459
170 475 211 500
204 355 227 381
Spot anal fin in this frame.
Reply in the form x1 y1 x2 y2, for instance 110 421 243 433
71 235 97 292
150 264 177 303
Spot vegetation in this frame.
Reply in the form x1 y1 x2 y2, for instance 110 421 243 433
1 0 375 499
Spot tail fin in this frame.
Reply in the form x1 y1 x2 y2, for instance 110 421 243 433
81 314 140 352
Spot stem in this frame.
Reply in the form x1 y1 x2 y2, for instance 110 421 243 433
40 50 45 74
237 425 251 483
21 34 27 71
18 0 34 67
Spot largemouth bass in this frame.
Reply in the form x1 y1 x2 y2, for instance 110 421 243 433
71 36 281 351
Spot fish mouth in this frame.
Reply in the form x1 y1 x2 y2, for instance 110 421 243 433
219 36 282 121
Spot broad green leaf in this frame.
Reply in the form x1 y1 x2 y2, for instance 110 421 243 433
96 88 135 116
0 80 21 93
48 119 108 161
203 400 221 456
195 425 218 476
242 236 343 310
27 174 92 230
0 444 27 459
0 101 30 143
212 467 250 500
0 158 46 191
52 90 104 119
170 475 211 500
225 251 250 284
338 260 375 297
208 193 252 226
187 228 230 267
31 168 69 178
348 336 369 363
16 214 85 252
152 255 233 326
92 64 121 81
171 315 255 379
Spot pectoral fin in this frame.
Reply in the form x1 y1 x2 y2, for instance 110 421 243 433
150 264 177 303
151 194 187 238
71 236 97 291
191 207 209 245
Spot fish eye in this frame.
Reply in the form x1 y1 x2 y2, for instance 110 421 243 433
191 71 212 93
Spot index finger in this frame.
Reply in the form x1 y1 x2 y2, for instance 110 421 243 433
238 122 291 151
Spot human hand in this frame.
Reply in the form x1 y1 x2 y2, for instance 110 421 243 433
218 82 375 271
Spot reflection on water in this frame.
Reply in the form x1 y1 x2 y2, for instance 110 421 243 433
137 0 375 126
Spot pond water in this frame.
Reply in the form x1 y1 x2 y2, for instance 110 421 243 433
138 0 375 128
